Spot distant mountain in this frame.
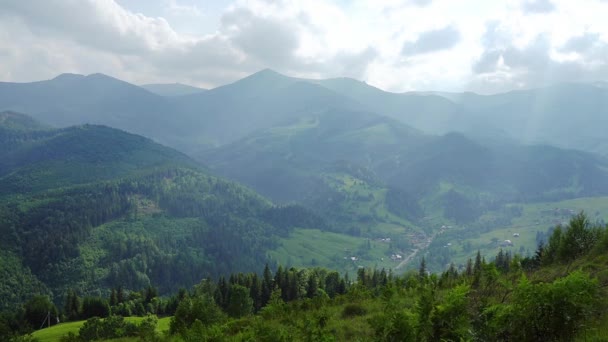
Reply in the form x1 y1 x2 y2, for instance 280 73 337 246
203 109 608 228
3 70 608 156
141 83 206 97
0 73 189 150
173 69 364 147
310 77 460 134
201 107 426 202
0 123 196 194
0 110 51 131
452 83 608 156
309 77 608 156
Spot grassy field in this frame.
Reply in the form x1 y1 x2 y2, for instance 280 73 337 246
268 228 403 275
275 195 608 274
435 196 608 268
31 316 172 342
321 172 419 236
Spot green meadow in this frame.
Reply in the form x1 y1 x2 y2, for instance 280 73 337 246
31 316 172 342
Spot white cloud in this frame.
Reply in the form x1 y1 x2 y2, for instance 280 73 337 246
521 0 556 14
165 0 203 17
0 0 607 93
402 25 461 55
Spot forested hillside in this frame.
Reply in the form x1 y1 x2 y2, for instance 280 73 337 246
0 115 322 311
4 213 608 341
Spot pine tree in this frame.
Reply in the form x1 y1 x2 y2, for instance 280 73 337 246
473 251 482 288
419 257 427 280
110 288 117 306
465 258 473 277
117 286 125 304
261 263 273 306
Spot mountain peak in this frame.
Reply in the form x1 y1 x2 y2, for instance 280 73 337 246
242 68 291 83
85 73 120 82
141 83 206 97
212 68 295 95
52 73 86 82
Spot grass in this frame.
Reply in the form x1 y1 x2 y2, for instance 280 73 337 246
268 228 401 275
321 172 418 236
31 316 172 342
31 321 86 342
429 196 608 269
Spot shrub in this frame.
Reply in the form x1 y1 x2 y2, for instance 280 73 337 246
341 304 367 318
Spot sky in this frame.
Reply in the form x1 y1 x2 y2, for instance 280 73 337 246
1 0 608 94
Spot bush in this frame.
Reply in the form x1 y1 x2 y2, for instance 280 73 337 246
77 315 144 341
341 304 367 318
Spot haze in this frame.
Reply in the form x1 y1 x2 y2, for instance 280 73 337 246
2 0 608 93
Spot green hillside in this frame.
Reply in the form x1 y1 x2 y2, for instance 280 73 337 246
7 213 608 342
0 118 323 311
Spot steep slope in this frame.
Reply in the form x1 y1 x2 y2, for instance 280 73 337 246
0 116 322 309
0 110 52 131
200 108 426 202
172 69 365 147
140 83 206 97
456 83 608 156
3 71 608 157
0 73 185 148
312 77 461 134
313 78 608 156
0 70 368 153
202 113 608 228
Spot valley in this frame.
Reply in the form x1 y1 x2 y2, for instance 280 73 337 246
2 70 608 341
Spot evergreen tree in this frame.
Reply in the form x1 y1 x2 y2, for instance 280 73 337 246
419 257 427 280
226 284 253 318
261 264 273 306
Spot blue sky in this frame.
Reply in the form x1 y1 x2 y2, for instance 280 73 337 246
1 0 608 94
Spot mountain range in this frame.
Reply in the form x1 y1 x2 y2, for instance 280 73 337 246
2 69 608 306
2 69 607 156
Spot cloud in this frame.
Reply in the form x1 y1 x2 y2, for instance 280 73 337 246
409 0 432 7
165 0 203 17
402 25 461 55
1 0 607 93
471 29 608 93
560 32 601 53
521 0 556 14
220 8 300 68
0 0 384 87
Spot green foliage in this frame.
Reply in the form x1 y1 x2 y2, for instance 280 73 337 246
170 295 226 335
341 304 367 318
80 297 109 320
543 212 603 264
74 314 160 341
485 271 599 341
225 285 253 318
24 296 58 330
431 285 471 341
369 308 416 342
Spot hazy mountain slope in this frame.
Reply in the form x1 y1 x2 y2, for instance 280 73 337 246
140 83 206 96
458 84 608 156
0 110 52 131
0 123 196 195
3 70 607 157
311 77 462 134
200 108 426 201
380 133 608 200
0 73 185 147
172 69 365 148
312 77 608 156
203 112 608 228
